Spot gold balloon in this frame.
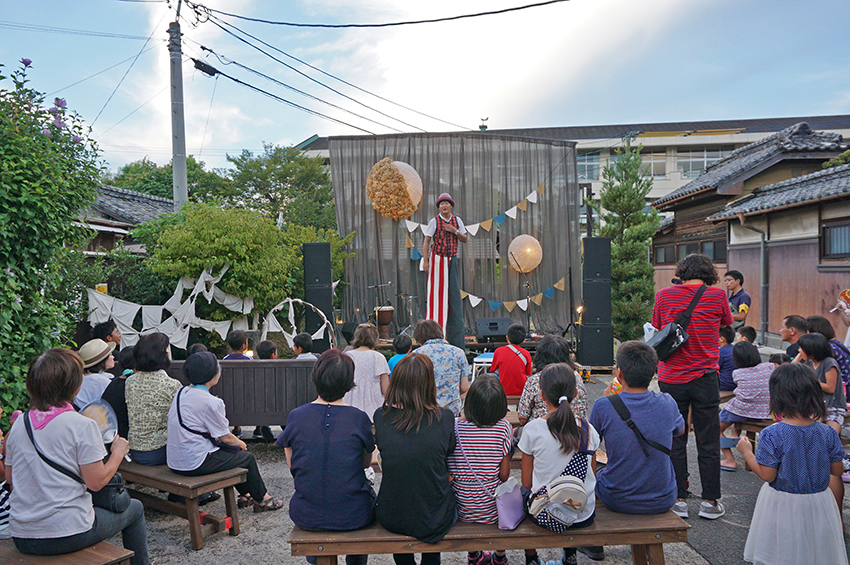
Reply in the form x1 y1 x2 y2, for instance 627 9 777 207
507 234 543 273
365 158 423 220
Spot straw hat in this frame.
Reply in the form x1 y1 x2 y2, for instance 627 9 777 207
78 339 116 369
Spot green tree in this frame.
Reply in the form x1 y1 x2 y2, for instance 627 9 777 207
106 155 235 202
0 60 102 419
227 143 336 230
590 141 660 341
823 149 850 169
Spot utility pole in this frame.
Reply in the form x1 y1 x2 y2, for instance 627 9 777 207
168 0 188 211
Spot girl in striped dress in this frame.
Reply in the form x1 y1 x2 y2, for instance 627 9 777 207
447 374 513 565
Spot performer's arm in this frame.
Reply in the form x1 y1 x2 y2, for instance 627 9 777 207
422 236 432 271
444 222 468 243
456 231 468 243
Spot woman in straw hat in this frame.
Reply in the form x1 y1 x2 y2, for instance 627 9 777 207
74 339 116 409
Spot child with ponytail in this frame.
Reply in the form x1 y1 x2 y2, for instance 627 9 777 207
517 364 600 565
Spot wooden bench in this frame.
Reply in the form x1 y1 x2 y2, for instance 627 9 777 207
289 505 689 565
0 539 133 564
119 461 246 550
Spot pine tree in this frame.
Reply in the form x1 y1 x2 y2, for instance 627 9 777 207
590 140 660 341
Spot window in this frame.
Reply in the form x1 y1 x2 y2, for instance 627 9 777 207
577 153 600 181
702 238 727 262
654 244 675 265
823 220 850 259
677 242 700 261
677 146 735 178
640 150 667 178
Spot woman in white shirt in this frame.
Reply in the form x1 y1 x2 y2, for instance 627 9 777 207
343 324 390 422
74 339 116 409
5 348 148 564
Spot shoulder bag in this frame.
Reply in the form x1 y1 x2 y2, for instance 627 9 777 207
454 419 525 530
647 284 707 360
605 395 671 457
23 412 130 513
176 388 240 453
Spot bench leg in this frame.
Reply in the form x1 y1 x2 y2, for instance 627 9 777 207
631 544 648 565
646 544 665 564
186 497 204 550
224 486 240 536
315 556 338 565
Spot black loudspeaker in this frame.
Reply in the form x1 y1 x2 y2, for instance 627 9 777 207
582 281 611 325
341 322 357 344
476 318 513 342
582 237 611 281
303 243 333 354
577 324 614 366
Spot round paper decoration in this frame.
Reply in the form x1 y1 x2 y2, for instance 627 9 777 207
365 158 423 220
507 234 543 273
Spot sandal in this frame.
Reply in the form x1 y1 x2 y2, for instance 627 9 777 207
253 496 284 513
237 494 254 508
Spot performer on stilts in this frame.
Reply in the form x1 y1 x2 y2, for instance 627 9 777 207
422 193 468 351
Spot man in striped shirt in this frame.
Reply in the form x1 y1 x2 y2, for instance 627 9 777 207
652 254 733 521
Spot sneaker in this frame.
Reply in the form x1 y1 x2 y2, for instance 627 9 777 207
469 552 492 565
698 500 725 520
560 549 576 565
843 472 850 483
672 500 688 518
492 553 508 565
525 556 540 565
576 546 604 561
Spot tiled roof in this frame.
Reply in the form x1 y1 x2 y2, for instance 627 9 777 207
91 185 174 225
653 123 847 208
707 163 850 221
658 214 674 232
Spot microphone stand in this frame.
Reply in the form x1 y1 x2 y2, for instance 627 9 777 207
509 252 535 339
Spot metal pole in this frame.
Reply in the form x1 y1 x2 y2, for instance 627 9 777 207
736 213 768 345
168 17 188 211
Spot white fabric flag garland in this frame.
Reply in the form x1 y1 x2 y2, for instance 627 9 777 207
87 289 114 325
141 306 162 330
468 295 483 308
526 190 538 204
466 223 480 237
405 219 420 233
505 206 518 219
516 299 529 311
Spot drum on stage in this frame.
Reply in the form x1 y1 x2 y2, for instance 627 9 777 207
375 306 394 340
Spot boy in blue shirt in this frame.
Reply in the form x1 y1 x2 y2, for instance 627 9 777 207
718 325 736 391
387 334 412 377
589 341 685 516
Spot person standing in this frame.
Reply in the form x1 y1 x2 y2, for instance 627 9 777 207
422 193 468 350
652 254 733 520
723 270 751 330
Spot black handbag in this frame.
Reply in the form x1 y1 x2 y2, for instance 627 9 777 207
176 388 241 453
23 412 131 513
647 284 707 360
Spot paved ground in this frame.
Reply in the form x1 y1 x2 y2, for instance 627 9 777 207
125 372 850 565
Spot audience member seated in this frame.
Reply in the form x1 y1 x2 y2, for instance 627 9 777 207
102 346 134 440
518 334 587 425
167 352 283 512
796 333 845 435
125 333 181 466
278 349 374 565
736 326 757 344
806 315 850 393
343 324 390 423
413 320 470 416
293 333 318 360
589 341 684 514
718 326 736 392
780 315 808 359
223 330 252 360
387 334 412 376
186 343 208 356
5 348 149 564
489 323 532 396
256 340 277 360
769 353 791 367
719 342 773 471
92 320 121 348
74 339 116 409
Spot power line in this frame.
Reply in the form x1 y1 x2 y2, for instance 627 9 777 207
47 46 159 97
190 58 376 135
98 86 169 136
0 20 163 40
198 75 218 158
208 16 472 132
186 0 570 28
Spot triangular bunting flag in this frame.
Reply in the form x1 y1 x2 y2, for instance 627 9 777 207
460 290 469 300
467 223 480 236
419 223 428 235
505 206 518 219
411 248 423 260
554 277 566 291
531 293 544 306
469 295 483 308
405 234 414 249
479 219 493 232
543 287 555 299
517 199 528 211
405 219 419 233
536 182 545 195
488 300 502 313
516 299 529 311
503 301 516 313
493 213 506 226
526 190 538 204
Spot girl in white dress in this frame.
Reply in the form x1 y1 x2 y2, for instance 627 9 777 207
736 363 847 565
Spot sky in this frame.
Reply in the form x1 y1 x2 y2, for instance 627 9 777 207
2 0 849 174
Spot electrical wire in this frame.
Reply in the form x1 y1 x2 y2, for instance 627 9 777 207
186 0 570 28
208 16 472 132
98 86 169 136
0 20 161 40
47 46 159 97
198 75 218 158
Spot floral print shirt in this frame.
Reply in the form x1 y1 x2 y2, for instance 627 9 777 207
415 339 470 415
517 369 588 422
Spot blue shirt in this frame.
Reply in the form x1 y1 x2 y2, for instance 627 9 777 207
728 288 751 329
718 344 735 391
277 403 375 530
387 353 406 377
756 421 844 494
588 391 684 514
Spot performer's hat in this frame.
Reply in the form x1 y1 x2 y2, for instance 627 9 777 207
435 193 455 208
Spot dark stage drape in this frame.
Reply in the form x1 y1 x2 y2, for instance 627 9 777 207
329 132 580 337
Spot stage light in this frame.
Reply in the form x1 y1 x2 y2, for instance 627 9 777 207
508 234 543 273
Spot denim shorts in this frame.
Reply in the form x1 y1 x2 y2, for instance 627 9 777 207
718 408 756 424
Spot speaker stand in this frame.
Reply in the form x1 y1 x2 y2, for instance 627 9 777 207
509 252 535 338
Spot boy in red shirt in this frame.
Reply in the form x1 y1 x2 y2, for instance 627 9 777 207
489 323 532 395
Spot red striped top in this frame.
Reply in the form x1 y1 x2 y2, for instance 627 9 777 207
652 283 734 384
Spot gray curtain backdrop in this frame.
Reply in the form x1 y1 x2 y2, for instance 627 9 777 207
329 132 580 337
